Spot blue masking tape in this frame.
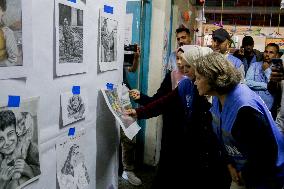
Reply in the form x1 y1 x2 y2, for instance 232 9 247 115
8 96 20 107
106 83 114 90
68 127 75 136
68 0 76 3
104 5 113 14
72 86 81 95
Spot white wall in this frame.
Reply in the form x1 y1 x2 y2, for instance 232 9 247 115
143 0 172 166
0 0 126 188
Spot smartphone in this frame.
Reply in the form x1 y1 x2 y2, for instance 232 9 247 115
271 58 284 72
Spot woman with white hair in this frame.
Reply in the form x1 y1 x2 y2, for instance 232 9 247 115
194 52 284 189
126 46 230 188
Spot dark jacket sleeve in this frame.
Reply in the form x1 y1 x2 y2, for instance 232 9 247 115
135 71 172 106
232 106 278 186
136 88 179 119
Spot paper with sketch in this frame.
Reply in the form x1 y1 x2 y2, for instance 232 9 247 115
101 85 140 140
56 129 90 189
0 97 41 189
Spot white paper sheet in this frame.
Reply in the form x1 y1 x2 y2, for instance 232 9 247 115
99 9 119 72
101 86 140 140
55 0 86 76
60 89 88 127
56 129 90 189
0 97 41 189
0 0 32 79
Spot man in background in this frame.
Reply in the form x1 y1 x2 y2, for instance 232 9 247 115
211 28 245 79
233 36 262 74
165 26 191 73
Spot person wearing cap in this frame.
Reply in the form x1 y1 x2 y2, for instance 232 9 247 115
233 36 262 74
245 43 279 116
165 26 191 74
211 28 245 80
127 46 230 189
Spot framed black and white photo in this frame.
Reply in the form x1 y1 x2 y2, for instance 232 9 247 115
55 0 86 76
99 9 118 72
56 129 90 189
60 89 87 127
0 0 32 79
0 97 41 189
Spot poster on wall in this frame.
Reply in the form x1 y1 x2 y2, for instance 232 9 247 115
99 8 118 72
0 97 41 189
0 0 30 79
55 0 86 76
101 85 140 140
60 89 87 127
56 129 90 189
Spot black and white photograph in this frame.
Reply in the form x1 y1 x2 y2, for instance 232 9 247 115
99 10 118 72
60 89 87 127
0 97 40 189
58 3 83 64
0 0 22 68
55 0 86 76
56 130 90 189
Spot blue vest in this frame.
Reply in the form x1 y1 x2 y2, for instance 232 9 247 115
227 54 243 69
211 84 284 177
178 77 195 115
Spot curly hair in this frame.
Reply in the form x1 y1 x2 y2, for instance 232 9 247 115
0 110 16 131
0 0 6 12
195 52 242 95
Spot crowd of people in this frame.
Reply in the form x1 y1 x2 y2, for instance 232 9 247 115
121 26 284 189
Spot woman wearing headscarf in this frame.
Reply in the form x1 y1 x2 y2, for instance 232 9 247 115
126 45 230 189
194 52 284 189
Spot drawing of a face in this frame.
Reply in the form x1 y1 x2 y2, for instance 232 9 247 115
71 145 83 167
71 96 81 110
64 18 69 26
0 125 18 155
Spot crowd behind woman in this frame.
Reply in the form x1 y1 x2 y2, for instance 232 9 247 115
125 30 284 189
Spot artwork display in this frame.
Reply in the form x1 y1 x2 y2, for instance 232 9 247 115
60 89 87 127
99 9 118 72
0 97 40 189
55 0 86 76
101 84 140 140
0 0 22 67
56 129 90 189
0 0 30 79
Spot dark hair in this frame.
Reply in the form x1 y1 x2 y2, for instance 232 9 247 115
176 27 190 35
266 43 280 53
0 110 16 131
177 47 184 53
242 36 254 46
0 0 6 12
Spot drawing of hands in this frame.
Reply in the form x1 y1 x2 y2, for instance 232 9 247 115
13 159 33 179
0 162 15 181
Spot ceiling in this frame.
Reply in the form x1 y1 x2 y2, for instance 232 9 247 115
195 0 284 26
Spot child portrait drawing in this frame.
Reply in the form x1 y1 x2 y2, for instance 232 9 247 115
0 110 40 189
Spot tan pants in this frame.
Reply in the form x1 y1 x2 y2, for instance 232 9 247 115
230 182 246 189
120 131 136 171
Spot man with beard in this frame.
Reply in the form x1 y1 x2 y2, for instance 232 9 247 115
233 36 262 74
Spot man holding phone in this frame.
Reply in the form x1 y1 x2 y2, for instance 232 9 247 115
246 43 280 117
233 36 262 74
268 52 284 133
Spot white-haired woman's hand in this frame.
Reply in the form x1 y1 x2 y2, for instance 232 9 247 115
129 89 141 100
